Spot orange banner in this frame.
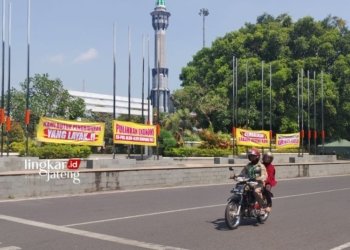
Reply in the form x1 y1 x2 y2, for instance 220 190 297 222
37 117 105 146
236 128 270 147
276 133 300 149
25 109 31 125
5 116 11 132
0 108 5 124
113 120 157 146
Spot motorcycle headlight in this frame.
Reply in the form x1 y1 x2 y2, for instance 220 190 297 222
234 184 244 193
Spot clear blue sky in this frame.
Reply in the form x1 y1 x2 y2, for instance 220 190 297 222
5 0 350 98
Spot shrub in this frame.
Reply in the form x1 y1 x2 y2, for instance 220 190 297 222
164 147 232 157
274 148 299 153
183 129 201 141
159 130 177 153
18 143 92 159
10 140 37 153
198 129 231 149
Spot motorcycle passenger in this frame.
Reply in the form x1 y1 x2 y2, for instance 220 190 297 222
262 151 277 212
239 148 267 211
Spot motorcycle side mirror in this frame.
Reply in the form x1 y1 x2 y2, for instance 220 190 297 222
228 167 233 171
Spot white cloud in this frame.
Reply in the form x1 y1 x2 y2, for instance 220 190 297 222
49 54 64 64
73 48 98 64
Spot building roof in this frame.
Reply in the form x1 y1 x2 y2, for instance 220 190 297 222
321 139 350 147
156 0 166 7
68 90 152 118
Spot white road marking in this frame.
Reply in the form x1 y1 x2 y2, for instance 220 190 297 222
273 187 350 200
0 242 22 250
0 215 187 250
330 242 350 250
65 204 224 227
64 187 350 227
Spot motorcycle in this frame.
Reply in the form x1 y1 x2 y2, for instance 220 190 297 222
225 168 271 230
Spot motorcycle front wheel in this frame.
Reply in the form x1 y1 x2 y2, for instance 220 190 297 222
225 201 240 230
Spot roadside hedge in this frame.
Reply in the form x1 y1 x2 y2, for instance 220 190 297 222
16 143 91 159
164 147 232 157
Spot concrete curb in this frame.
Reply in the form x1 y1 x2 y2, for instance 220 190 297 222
0 159 350 200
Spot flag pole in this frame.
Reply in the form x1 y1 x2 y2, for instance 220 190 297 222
313 71 317 154
127 26 131 158
307 70 310 153
6 1 11 157
128 26 131 121
261 61 264 131
235 57 238 130
141 34 145 122
1 0 6 157
245 61 248 126
269 63 272 151
141 34 145 160
147 35 150 125
156 31 161 160
301 69 304 156
232 55 235 156
112 23 116 159
25 0 31 156
297 74 300 156
321 71 325 153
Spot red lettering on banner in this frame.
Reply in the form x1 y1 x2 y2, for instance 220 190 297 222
43 121 101 132
116 124 138 135
138 128 154 136
278 139 299 145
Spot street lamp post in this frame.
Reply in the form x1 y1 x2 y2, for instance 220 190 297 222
199 8 209 48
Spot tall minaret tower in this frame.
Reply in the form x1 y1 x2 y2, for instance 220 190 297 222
151 0 171 113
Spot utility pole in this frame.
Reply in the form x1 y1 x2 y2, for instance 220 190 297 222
199 8 209 48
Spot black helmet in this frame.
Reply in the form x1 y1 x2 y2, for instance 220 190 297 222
247 148 260 164
263 151 274 164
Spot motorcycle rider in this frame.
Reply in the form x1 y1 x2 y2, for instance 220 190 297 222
239 148 268 212
262 151 277 212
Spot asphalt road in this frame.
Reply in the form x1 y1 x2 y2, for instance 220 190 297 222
0 175 349 250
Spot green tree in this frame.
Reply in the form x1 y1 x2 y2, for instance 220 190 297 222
175 13 347 141
8 121 25 143
9 74 86 138
87 112 113 146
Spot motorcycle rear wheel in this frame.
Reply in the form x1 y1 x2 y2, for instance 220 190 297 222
225 201 240 230
257 197 270 223
257 210 269 223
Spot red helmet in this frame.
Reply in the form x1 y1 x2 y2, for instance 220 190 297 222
247 148 260 164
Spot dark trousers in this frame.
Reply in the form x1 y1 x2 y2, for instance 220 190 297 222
264 184 273 207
